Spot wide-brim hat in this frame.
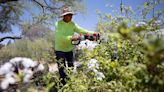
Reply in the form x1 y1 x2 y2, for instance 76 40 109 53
60 6 76 17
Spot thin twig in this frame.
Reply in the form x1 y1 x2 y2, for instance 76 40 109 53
0 36 22 42
33 0 45 14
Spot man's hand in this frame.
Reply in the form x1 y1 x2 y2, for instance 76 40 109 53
93 32 100 41
71 32 100 41
93 32 100 37
71 35 80 41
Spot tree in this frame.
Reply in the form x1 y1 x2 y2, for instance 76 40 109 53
0 0 22 33
0 0 86 43
21 23 52 41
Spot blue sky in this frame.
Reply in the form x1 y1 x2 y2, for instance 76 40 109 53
74 0 134 31
74 0 163 31
0 0 164 44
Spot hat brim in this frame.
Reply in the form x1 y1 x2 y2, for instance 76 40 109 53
60 12 76 17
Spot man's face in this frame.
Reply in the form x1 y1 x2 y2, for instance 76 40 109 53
63 14 73 23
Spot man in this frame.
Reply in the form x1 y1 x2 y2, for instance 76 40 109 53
54 6 97 85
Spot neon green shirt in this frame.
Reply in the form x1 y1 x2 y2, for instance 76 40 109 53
54 20 93 52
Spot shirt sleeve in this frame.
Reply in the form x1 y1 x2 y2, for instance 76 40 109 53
74 23 94 34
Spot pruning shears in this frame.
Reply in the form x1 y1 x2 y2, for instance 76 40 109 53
71 33 100 45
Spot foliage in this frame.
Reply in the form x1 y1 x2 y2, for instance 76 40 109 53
0 0 23 33
0 38 54 62
0 0 164 92
21 23 53 41
60 2 164 91
0 0 86 45
0 0 85 33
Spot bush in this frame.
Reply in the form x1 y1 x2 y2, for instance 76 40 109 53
0 38 54 62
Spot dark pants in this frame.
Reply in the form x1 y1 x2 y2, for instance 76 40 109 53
55 51 74 85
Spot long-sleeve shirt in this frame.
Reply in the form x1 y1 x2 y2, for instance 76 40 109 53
54 20 93 52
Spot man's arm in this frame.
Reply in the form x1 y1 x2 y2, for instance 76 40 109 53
74 23 94 35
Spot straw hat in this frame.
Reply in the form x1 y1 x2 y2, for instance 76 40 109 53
60 6 75 17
